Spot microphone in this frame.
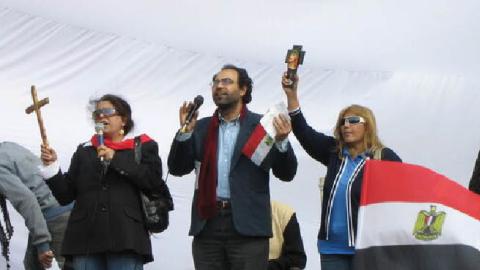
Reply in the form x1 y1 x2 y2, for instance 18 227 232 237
181 95 203 132
95 122 105 162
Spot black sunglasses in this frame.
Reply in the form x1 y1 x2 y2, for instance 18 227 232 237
92 108 118 119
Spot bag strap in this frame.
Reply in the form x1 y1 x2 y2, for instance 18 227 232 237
134 136 142 164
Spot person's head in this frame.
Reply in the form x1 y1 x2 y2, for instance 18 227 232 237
333 104 383 155
211 64 253 110
90 94 134 140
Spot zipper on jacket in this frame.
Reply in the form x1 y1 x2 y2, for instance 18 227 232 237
324 158 347 240
345 158 366 246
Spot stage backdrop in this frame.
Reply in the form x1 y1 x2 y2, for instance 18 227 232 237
1 4 480 270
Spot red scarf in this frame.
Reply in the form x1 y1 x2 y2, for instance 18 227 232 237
90 133 153 150
198 105 247 219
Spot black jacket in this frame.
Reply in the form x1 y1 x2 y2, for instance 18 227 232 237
47 140 163 263
268 213 307 270
469 150 480 194
290 110 401 246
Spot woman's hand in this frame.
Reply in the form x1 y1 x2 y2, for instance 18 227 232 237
281 72 300 111
97 145 115 161
273 113 292 142
40 144 57 166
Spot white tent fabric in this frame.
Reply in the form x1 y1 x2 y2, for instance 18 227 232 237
1 2 480 270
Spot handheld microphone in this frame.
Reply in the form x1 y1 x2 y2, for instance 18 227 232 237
182 95 204 132
95 122 105 162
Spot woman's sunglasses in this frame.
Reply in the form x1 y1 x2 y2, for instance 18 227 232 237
92 108 118 120
341 116 365 126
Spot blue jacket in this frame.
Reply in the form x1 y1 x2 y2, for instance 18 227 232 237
290 111 401 246
168 109 298 237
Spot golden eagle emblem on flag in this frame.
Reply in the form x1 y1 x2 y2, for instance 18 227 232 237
413 205 446 241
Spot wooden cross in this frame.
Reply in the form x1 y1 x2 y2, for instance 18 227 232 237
25 85 50 146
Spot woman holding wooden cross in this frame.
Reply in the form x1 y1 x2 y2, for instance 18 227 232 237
40 94 164 270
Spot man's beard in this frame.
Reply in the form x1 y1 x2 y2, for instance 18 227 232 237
214 95 240 111
216 101 236 111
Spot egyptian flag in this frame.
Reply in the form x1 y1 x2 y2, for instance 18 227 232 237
242 123 275 166
353 160 480 270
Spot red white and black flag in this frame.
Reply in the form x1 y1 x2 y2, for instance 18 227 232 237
354 160 480 270
242 123 274 166
242 102 289 166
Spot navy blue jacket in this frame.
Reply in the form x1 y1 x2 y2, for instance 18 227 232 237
168 109 298 237
290 110 401 246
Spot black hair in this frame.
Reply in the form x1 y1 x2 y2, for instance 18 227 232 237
213 64 253 104
0 194 13 270
90 94 134 134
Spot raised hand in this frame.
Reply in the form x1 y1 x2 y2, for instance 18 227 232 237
281 72 300 111
273 113 292 142
96 145 115 161
40 144 57 166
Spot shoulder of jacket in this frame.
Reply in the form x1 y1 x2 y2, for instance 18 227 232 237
79 141 92 148
0 142 37 161
380 147 393 156
240 111 261 126
380 147 401 161
140 139 159 153
249 111 262 120
1 141 28 152
197 116 212 127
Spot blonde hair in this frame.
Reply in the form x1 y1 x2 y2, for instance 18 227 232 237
333 104 384 158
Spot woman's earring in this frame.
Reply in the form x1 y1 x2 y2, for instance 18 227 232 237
119 129 125 135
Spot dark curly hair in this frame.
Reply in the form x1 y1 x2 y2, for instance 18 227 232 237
90 94 135 134
213 64 253 104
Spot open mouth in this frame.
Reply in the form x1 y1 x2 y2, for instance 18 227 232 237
98 120 109 128
214 92 227 97
215 92 230 100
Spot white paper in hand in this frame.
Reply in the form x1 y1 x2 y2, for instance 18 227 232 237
260 102 290 138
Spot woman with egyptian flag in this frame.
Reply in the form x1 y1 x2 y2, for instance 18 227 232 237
40 94 163 270
281 74 402 270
